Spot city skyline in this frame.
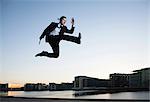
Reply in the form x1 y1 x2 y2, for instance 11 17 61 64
1 0 150 86
2 67 150 89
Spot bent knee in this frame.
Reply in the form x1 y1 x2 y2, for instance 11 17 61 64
54 53 59 58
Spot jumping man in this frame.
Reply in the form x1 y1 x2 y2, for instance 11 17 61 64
35 16 81 58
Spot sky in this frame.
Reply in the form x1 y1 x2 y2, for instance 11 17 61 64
0 0 150 85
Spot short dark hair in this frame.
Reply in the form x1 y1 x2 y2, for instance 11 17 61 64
59 16 66 22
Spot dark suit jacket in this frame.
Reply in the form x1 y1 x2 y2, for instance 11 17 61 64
40 22 75 42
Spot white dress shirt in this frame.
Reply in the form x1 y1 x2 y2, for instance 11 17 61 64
49 23 61 36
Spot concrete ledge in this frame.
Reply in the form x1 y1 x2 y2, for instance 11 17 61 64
0 96 149 102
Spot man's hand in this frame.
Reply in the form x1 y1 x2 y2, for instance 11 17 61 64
40 35 43 41
71 18 74 26
39 39 41 45
39 35 43 45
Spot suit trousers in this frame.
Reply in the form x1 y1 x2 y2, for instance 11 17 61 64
47 35 79 58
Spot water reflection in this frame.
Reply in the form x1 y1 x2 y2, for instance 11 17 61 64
0 91 8 96
8 91 25 96
74 90 101 97
0 90 149 99
108 91 149 99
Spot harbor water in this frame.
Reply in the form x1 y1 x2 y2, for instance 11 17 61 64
0 90 149 100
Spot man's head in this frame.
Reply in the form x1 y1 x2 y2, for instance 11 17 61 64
59 16 66 26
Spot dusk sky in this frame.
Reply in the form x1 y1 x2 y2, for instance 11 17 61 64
0 0 150 85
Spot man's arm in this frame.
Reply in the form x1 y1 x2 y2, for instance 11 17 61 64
65 18 75 34
65 25 75 34
39 22 55 40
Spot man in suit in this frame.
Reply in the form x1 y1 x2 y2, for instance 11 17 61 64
35 16 81 58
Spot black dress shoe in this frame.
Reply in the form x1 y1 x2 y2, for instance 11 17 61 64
35 51 48 57
79 32 81 39
35 53 42 57
77 33 81 44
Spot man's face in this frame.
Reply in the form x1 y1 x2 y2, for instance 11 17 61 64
60 18 66 26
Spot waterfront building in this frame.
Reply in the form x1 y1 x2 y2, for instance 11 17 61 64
109 73 130 87
129 67 150 88
73 76 110 90
49 83 57 90
60 83 73 90
129 72 141 88
0 83 8 91
49 82 73 91
24 83 48 91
